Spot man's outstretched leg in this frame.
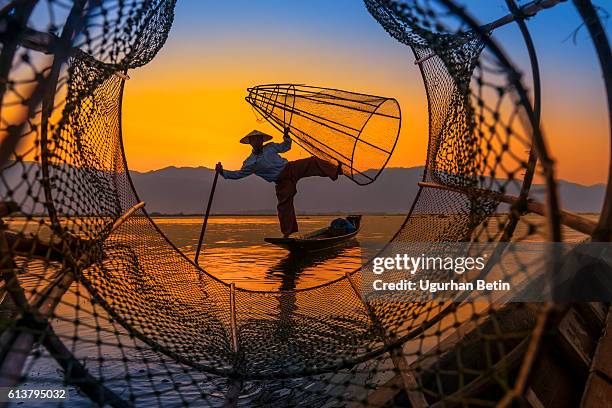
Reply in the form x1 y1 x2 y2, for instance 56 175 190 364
288 157 341 181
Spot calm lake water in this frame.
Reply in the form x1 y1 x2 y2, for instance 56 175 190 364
153 215 405 291
151 213 593 291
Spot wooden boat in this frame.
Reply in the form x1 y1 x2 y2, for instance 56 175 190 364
265 215 362 252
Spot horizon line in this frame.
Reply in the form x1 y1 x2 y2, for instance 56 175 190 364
129 165 607 187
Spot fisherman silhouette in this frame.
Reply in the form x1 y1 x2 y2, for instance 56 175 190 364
216 127 342 237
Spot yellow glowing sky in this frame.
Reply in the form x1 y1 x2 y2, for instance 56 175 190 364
122 38 429 174
121 1 609 186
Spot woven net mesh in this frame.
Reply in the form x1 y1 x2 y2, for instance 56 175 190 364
0 0 599 406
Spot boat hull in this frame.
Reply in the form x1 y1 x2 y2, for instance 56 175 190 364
264 230 360 252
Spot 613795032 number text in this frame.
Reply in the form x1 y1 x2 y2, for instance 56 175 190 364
0 388 67 402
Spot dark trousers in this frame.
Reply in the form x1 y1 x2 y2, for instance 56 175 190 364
275 157 339 236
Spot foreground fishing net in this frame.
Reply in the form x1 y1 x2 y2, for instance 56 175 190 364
0 0 609 406
245 84 401 185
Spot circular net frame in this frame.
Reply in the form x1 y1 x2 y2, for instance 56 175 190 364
0 0 606 406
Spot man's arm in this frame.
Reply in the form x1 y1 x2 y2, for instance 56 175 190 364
218 159 255 180
270 127 292 153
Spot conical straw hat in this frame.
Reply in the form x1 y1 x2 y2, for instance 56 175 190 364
240 130 273 144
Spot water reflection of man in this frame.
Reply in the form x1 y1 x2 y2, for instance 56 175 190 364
216 128 342 237
271 247 352 340
276 269 298 341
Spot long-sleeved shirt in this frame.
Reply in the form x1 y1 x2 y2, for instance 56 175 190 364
221 137 292 182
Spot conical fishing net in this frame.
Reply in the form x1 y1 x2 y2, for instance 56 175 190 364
245 84 401 185
0 0 608 406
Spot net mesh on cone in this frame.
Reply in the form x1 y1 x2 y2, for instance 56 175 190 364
245 84 401 185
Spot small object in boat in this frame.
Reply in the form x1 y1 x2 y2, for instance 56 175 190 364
329 217 357 236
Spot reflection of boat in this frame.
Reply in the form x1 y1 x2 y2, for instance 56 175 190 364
265 215 362 252
269 245 354 278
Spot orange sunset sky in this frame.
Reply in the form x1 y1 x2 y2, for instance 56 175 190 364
121 0 609 185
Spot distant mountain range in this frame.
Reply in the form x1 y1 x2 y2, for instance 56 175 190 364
1 162 604 215
129 166 605 215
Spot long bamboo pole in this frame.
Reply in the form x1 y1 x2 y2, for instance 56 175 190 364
195 169 220 265
111 201 145 232
417 181 597 236
223 283 243 407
